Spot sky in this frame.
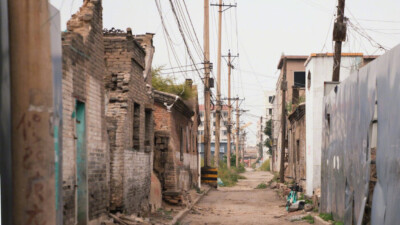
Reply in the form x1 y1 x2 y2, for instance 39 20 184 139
49 0 400 145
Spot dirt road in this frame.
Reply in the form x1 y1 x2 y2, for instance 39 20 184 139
180 169 309 225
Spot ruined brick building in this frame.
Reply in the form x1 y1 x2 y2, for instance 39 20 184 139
61 0 157 223
287 103 306 190
153 85 200 202
62 0 109 224
103 28 155 215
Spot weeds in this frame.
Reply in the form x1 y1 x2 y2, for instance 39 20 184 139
259 159 270 171
302 215 314 224
319 213 334 221
255 183 268 189
218 161 245 186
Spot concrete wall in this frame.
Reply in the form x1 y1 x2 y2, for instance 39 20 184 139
62 0 110 223
104 31 154 215
305 55 363 196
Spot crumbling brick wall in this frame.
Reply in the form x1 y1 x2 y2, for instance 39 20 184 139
287 105 306 190
62 0 109 224
104 29 154 215
153 90 200 193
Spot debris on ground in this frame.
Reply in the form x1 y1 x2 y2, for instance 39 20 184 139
288 200 305 212
109 213 151 225
304 203 313 212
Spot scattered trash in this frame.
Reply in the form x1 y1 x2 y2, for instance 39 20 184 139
217 177 224 186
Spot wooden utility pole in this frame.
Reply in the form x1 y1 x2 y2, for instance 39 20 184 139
214 0 223 167
222 50 238 169
279 57 287 183
332 0 346 81
203 0 211 167
8 0 58 224
227 51 232 168
259 116 263 161
211 1 237 167
235 99 240 167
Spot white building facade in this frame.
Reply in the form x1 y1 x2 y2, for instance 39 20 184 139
304 53 364 196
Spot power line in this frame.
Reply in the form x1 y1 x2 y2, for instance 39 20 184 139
169 0 205 84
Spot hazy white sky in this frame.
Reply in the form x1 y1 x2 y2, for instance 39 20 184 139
49 0 400 145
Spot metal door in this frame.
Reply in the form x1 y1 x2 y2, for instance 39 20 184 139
75 101 87 225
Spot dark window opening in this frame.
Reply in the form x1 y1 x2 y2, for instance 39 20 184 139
133 103 140 150
307 71 311 90
294 71 306 88
269 109 272 115
144 109 152 147
296 140 300 162
180 127 184 161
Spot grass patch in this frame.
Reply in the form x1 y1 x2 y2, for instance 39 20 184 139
218 161 245 186
238 174 247 179
319 213 334 221
302 215 314 224
334 222 344 225
255 183 267 189
259 159 270 171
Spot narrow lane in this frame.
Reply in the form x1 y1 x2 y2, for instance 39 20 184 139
180 169 309 225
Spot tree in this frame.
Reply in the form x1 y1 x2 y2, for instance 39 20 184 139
151 66 195 100
263 119 272 137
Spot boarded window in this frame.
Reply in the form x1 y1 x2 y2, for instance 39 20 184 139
133 103 140 150
294 71 306 87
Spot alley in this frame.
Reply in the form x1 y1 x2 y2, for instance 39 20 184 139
181 170 309 225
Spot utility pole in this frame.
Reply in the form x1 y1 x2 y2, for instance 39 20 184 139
279 57 287 183
214 0 223 167
227 51 232 168
332 0 346 81
235 99 240 167
203 0 211 168
8 0 58 224
211 1 237 167
259 117 263 162
222 50 238 169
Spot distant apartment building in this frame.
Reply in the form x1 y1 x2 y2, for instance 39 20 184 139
265 90 275 121
198 105 233 159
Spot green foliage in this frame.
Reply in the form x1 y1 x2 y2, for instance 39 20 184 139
297 95 306 104
260 159 270 171
218 160 245 186
334 222 344 225
286 102 293 114
263 119 272 137
264 138 272 152
319 213 334 221
302 215 314 224
268 172 280 186
151 66 195 100
255 183 267 189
